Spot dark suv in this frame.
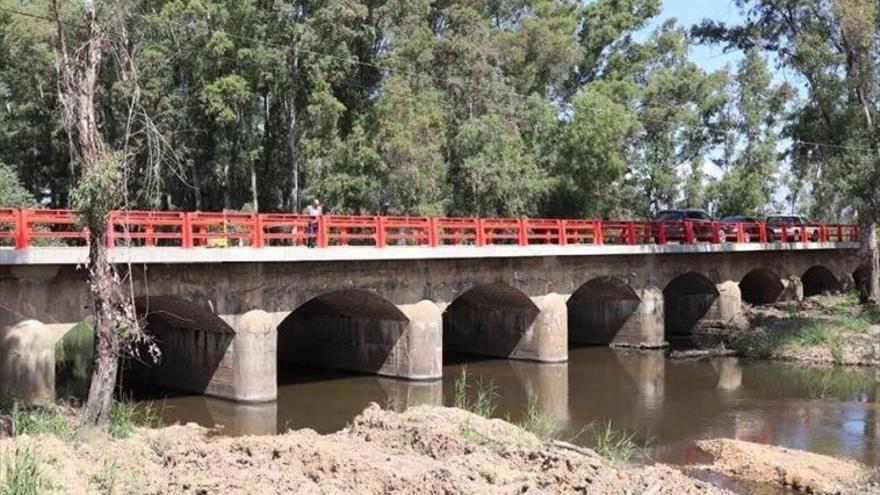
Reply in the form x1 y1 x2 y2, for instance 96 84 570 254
654 209 722 243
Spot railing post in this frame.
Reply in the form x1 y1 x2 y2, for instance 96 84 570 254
711 222 721 244
685 222 695 244
106 212 116 248
517 218 527 246
656 221 666 245
318 215 328 248
182 213 193 248
14 209 25 249
429 217 439 247
376 216 387 247
253 214 265 248
594 220 604 245
559 220 567 246
736 223 745 243
476 218 486 246
758 222 768 243
626 222 636 245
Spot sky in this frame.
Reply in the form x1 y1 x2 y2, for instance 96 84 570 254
653 0 746 73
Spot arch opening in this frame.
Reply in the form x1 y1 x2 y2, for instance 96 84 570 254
568 277 641 346
442 283 539 361
124 296 235 397
739 269 785 305
802 266 841 298
277 290 410 381
663 272 719 343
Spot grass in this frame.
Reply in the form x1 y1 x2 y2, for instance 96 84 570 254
452 367 499 418
0 447 48 495
587 421 643 466
518 394 564 442
108 400 161 439
0 398 72 440
738 294 878 360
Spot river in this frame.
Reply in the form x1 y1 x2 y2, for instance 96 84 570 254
127 347 879 468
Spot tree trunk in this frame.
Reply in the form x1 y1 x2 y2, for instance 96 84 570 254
81 232 122 425
857 214 880 304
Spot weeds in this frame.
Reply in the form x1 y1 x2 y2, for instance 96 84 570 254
518 395 564 442
588 421 643 466
3 401 72 440
452 367 499 418
0 447 48 495
108 400 161 439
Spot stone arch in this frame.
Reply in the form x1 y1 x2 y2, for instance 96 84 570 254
125 296 235 396
801 266 841 297
567 277 641 345
277 290 412 379
442 283 542 360
663 272 719 342
739 268 785 305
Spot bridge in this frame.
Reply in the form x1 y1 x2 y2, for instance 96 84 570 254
0 208 862 404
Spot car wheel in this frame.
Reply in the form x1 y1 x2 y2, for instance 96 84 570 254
718 230 727 243
810 231 819 242
743 232 751 243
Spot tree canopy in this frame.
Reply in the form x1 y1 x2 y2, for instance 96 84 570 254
0 0 867 222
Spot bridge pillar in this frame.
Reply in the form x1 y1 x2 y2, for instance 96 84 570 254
394 300 443 380
220 310 278 403
779 276 804 302
0 320 68 404
516 293 568 363
609 287 665 348
712 281 742 322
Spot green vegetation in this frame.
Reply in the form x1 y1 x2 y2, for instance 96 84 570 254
0 399 72 440
0 0 808 220
0 447 48 495
518 395 564 442
108 401 161 439
587 421 643 466
738 295 878 361
452 368 499 418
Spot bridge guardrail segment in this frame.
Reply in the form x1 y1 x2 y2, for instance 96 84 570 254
0 208 860 249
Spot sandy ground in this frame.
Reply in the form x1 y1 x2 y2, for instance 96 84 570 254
695 439 878 495
1 404 731 494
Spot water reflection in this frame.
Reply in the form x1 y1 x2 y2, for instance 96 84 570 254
134 348 879 466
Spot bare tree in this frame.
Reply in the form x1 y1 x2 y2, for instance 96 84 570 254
50 0 141 426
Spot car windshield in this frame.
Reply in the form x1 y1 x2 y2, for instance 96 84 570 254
656 211 683 221
685 211 710 220
721 216 756 223
767 216 800 224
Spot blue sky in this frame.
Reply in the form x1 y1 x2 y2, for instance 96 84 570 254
649 0 745 73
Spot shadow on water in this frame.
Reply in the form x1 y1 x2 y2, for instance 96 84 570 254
122 347 879 467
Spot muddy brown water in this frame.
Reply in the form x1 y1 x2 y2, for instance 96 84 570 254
128 347 880 468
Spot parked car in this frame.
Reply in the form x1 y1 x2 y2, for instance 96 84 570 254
765 214 820 242
720 215 761 242
654 209 723 243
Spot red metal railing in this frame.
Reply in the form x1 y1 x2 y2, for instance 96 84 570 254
0 208 860 250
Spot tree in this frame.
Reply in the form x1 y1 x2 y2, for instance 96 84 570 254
0 163 37 206
710 50 791 218
694 0 880 302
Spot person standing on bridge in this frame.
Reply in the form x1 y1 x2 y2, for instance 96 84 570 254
304 198 323 248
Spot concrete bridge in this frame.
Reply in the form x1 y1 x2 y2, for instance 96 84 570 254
0 239 860 404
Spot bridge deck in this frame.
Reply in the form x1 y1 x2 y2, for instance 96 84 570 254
0 241 859 265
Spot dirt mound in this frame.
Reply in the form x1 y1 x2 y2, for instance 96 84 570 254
0 404 733 494
695 439 876 494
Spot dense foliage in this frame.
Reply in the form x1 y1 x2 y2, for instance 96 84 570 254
0 0 867 221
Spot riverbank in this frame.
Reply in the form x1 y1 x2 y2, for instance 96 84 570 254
702 293 880 367
1 403 876 494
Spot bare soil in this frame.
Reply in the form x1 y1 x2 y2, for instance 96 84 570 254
1 404 731 494
695 439 878 495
